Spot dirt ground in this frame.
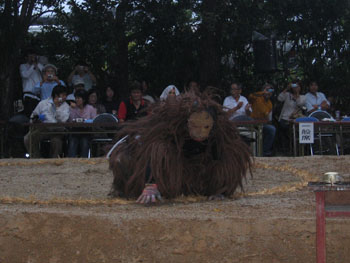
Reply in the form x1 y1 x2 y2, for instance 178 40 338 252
1 156 350 263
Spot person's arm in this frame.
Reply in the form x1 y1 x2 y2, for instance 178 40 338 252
305 94 316 113
248 91 264 103
56 103 70 123
67 67 78 86
90 106 97 119
20 64 35 79
44 103 58 123
296 95 306 107
86 69 97 85
277 90 288 102
117 101 127 122
319 93 330 110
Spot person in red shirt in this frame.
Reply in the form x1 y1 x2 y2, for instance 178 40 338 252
118 81 147 122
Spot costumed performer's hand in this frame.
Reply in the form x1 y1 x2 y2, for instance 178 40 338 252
136 184 163 204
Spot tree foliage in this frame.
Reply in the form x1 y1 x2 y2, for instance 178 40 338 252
1 0 350 119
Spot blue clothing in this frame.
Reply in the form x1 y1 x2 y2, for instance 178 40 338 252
263 124 276 156
34 80 66 100
305 92 329 112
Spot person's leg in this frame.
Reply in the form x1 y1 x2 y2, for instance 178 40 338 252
67 135 79 157
263 124 276 156
49 135 63 158
279 119 290 154
79 136 90 158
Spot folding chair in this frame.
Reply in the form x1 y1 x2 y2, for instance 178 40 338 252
88 113 119 158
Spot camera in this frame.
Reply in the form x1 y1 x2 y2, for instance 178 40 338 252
291 83 298 88
267 88 274 93
47 74 53 80
58 97 63 102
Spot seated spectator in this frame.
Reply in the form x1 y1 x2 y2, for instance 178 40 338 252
160 85 180 101
66 76 85 106
185 80 200 94
223 82 251 120
278 81 306 129
68 90 97 158
20 48 44 117
88 88 106 114
34 64 65 100
249 83 276 156
118 81 148 122
24 85 70 158
141 80 155 104
305 81 330 114
102 86 120 115
67 61 96 91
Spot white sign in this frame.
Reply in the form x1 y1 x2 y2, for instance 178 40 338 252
299 123 314 144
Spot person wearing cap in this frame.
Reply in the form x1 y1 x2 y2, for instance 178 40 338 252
66 76 85 106
67 62 96 91
19 49 44 117
24 85 70 158
249 83 276 156
118 81 148 122
34 64 66 100
223 82 251 120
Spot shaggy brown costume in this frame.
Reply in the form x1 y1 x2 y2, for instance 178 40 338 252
109 90 252 199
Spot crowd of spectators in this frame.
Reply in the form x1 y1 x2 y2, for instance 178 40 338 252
17 49 338 158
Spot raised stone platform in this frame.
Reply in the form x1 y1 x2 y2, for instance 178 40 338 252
1 157 350 262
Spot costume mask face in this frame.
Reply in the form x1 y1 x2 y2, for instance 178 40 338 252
187 111 214 142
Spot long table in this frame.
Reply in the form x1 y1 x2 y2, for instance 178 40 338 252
26 122 120 157
26 120 267 158
291 121 350 156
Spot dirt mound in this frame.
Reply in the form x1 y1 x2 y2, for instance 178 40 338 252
1 156 350 262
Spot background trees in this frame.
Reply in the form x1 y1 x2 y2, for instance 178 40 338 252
1 0 349 119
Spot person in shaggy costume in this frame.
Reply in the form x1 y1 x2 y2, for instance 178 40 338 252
108 90 252 204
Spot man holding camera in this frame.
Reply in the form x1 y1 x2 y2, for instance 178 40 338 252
24 85 70 158
249 83 276 156
67 62 97 91
20 49 44 117
34 64 65 100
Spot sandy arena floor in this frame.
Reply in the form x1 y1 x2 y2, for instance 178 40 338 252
1 156 350 262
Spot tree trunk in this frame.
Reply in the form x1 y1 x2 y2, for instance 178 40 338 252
0 0 36 120
114 0 130 98
198 0 222 89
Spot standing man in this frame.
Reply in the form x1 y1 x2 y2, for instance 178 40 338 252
19 49 44 117
118 81 148 122
223 82 251 120
249 83 276 156
67 62 97 91
305 81 330 114
34 64 65 100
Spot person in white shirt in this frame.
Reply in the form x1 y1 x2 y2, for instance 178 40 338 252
278 81 306 128
67 62 97 91
223 83 251 120
24 85 70 158
305 81 330 114
19 49 44 117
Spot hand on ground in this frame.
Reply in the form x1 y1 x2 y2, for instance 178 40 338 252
136 184 163 204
